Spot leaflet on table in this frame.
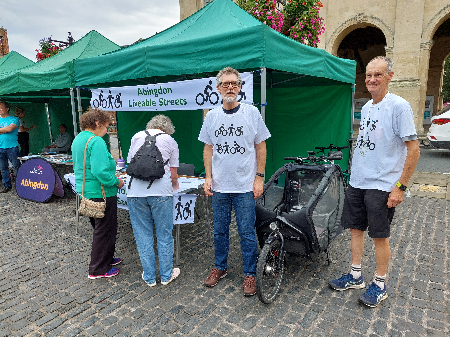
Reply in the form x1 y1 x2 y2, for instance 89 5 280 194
178 177 205 191
20 154 73 163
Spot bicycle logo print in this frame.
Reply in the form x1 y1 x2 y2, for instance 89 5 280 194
214 124 244 137
195 80 219 106
92 90 123 109
357 117 378 151
195 81 247 107
214 123 246 155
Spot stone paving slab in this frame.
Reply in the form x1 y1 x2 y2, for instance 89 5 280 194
409 172 450 200
0 186 449 336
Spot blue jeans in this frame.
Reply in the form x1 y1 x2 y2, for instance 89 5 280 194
0 147 20 189
212 191 257 277
127 196 174 283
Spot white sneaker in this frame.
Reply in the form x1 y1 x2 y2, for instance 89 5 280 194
142 272 156 287
161 268 180 285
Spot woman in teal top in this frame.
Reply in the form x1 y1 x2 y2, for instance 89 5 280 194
72 107 124 279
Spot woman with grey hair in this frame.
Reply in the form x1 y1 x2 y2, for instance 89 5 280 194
126 114 180 286
146 114 175 134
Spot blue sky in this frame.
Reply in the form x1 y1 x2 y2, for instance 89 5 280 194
0 0 180 61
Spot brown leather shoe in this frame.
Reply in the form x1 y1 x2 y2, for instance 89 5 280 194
204 268 227 287
243 276 256 296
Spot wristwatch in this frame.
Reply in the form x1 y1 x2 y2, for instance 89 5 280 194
396 182 407 191
256 173 264 177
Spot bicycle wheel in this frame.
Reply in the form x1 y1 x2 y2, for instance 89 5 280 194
256 239 284 304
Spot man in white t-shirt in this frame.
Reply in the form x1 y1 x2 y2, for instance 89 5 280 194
198 67 271 296
127 114 180 287
329 57 420 307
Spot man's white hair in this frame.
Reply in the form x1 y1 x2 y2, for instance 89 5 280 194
368 56 393 73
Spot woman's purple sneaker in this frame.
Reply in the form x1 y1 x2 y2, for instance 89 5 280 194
110 258 122 266
88 268 119 279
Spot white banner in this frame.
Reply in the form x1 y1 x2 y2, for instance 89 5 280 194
90 72 253 111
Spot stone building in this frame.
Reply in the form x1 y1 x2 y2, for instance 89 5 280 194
179 0 450 136
0 28 9 57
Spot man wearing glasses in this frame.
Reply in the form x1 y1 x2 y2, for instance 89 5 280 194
198 67 271 296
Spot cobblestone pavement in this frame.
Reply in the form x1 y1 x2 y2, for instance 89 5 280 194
0 186 449 337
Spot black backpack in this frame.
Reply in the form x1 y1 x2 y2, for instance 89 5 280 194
126 131 169 189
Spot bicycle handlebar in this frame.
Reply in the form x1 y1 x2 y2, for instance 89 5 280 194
284 155 341 163
334 146 349 151
285 143 350 163
315 144 349 152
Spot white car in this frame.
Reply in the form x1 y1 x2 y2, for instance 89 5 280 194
427 106 450 149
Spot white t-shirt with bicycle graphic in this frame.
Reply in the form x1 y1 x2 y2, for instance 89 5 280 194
350 93 417 192
198 103 271 193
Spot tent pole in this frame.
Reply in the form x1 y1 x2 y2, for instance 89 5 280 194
260 67 267 121
45 103 53 142
70 88 78 137
351 84 355 135
76 87 82 131
115 113 122 159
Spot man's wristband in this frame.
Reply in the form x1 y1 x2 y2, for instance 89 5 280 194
396 182 407 191
256 173 264 177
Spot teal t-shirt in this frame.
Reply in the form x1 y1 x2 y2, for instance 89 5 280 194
0 116 19 149
72 131 119 199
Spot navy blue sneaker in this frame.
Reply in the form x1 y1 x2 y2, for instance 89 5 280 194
88 268 119 279
359 282 388 307
110 258 122 266
329 273 365 291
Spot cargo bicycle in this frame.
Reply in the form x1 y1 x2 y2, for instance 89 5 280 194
254 144 350 304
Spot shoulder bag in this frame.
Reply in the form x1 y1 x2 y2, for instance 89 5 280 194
78 136 106 218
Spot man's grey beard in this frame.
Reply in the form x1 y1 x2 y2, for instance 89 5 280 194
223 95 237 103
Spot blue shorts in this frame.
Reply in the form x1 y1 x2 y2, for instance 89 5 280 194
341 185 395 238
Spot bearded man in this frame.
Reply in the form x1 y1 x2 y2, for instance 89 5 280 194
198 67 271 296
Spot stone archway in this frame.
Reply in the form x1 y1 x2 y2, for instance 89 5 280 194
326 14 394 56
422 4 450 43
416 6 450 134
427 19 450 116
333 25 388 101
325 15 392 102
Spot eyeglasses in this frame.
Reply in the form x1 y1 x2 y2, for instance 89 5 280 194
220 81 241 88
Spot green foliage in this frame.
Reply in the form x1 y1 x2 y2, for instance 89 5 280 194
35 37 64 62
237 0 325 48
237 0 284 32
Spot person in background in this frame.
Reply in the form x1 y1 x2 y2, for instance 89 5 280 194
0 100 20 193
15 107 36 157
328 56 420 307
71 107 124 279
42 124 72 153
127 114 180 287
198 67 271 296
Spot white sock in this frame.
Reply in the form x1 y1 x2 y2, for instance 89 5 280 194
350 264 361 279
374 275 386 289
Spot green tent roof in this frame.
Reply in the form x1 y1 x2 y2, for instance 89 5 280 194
0 30 120 96
0 51 34 74
75 0 356 88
